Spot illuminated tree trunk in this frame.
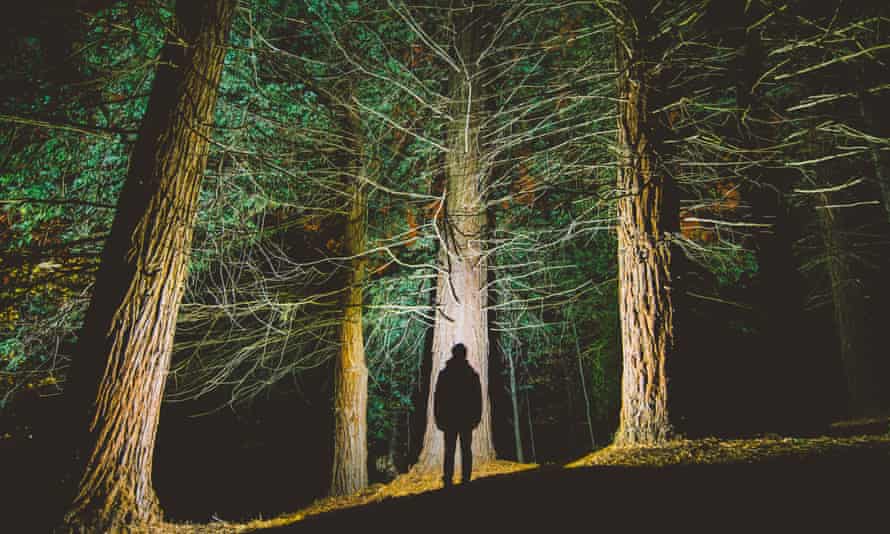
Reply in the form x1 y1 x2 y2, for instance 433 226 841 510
613 0 679 446
817 203 880 417
63 1 234 530
416 4 496 471
331 112 369 496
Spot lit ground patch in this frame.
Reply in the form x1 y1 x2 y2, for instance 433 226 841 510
827 416 890 437
233 460 537 532
567 432 890 469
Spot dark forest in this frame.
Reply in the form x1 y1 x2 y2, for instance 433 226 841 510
2 1 889 532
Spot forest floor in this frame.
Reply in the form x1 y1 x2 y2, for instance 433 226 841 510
164 416 890 533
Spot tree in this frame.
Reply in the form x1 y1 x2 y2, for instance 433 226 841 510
331 104 371 496
816 202 880 416
63 0 235 529
734 3 812 429
762 0 890 418
416 2 497 471
613 0 681 445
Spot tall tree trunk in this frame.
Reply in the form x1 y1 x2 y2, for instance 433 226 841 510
63 1 234 530
416 4 496 471
613 0 679 446
817 202 881 417
331 111 369 495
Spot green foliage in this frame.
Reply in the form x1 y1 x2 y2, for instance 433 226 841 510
5 0 886 466
0 4 170 405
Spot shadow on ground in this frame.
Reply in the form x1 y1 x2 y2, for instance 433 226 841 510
266 443 890 532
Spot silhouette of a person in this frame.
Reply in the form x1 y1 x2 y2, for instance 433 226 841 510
434 343 482 487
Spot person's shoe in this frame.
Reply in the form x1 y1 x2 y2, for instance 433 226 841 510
442 479 453 489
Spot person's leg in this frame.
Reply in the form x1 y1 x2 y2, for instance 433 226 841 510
443 430 457 487
459 428 473 483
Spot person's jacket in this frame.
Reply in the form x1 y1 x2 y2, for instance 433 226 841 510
434 358 482 431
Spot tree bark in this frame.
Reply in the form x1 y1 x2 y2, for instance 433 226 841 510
63 1 235 530
416 3 496 471
330 110 370 496
613 0 679 446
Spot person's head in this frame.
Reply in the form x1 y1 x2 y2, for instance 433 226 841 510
451 343 467 361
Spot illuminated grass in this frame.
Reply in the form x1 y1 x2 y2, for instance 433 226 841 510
567 431 890 468
235 460 537 532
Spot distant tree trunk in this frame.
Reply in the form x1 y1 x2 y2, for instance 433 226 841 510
525 389 537 462
330 109 369 496
613 0 679 446
63 1 235 530
386 408 404 475
559 341 579 449
816 202 881 417
416 4 496 471
573 322 596 449
506 345 524 463
736 17 813 429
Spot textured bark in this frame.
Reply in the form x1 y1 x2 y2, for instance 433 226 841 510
817 203 880 417
63 1 235 530
613 0 678 446
331 116 369 496
416 4 496 471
